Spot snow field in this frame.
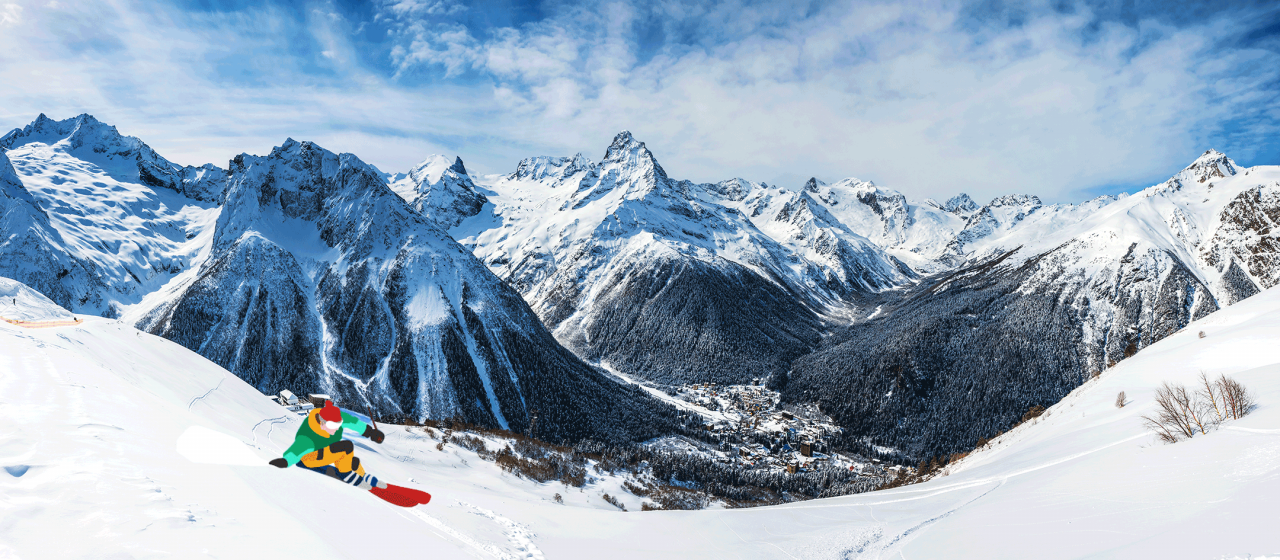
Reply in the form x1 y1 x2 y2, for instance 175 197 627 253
3 273 1280 558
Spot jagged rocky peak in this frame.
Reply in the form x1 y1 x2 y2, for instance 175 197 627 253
600 131 667 179
510 153 592 182
707 177 757 201
803 177 827 193
987 194 1042 208
1179 149 1238 184
448 156 466 175
943 193 979 214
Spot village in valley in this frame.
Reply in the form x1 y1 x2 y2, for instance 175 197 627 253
647 382 893 477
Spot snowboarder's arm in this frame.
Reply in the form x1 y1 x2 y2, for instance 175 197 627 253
341 411 368 435
342 411 384 443
281 437 317 466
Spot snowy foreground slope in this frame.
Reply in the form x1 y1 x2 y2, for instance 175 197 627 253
3 277 1278 558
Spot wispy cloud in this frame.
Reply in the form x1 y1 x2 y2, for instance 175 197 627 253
0 4 21 26
2 0 1278 203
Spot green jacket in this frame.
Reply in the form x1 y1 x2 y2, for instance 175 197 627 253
282 408 368 466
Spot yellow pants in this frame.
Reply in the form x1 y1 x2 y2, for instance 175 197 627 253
300 445 365 477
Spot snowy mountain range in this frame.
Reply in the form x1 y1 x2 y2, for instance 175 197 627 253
0 114 681 444
3 114 1278 458
418 134 1278 457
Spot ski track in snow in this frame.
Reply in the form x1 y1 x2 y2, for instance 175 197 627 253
248 414 292 451
186 377 224 409
408 509 512 559
460 501 546 560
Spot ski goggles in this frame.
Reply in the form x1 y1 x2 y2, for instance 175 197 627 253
323 420 342 431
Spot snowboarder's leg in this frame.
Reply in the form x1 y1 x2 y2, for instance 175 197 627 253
296 443 385 490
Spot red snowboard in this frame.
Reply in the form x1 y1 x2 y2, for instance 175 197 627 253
370 484 432 507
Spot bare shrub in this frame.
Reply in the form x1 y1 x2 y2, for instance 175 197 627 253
1197 372 1224 423
1115 391 1126 408
553 493 563 504
493 444 588 487
643 485 708 511
1143 376 1255 443
452 434 487 453
1020 405 1046 423
623 480 650 497
602 493 627 511
1218 374 1255 420
1142 382 1199 442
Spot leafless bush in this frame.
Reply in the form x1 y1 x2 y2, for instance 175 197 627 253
641 485 708 511
493 445 588 487
1020 405 1046 423
1115 391 1126 408
1143 375 1255 443
602 493 627 511
1218 374 1255 419
1142 382 1199 443
452 434 487 453
623 480 650 497
1198 372 1224 423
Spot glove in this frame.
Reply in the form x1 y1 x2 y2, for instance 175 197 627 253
363 425 385 444
269 458 288 468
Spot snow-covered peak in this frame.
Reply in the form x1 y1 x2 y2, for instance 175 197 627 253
1 114 228 203
1176 149 1238 185
599 131 667 181
943 193 979 214
388 154 487 228
803 177 827 193
403 155 465 186
510 153 593 183
703 177 758 202
0 113 139 155
987 194 1042 208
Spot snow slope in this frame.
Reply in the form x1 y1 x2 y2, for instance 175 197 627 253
5 275 1278 558
0 277 76 322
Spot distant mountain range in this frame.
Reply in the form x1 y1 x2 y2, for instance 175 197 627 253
3 114 1276 457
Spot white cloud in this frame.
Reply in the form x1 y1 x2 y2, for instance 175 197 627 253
0 0 1276 205
0 3 22 26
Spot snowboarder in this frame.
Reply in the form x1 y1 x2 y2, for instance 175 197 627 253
269 400 430 507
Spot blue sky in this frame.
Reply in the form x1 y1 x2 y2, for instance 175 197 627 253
1 0 1278 203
